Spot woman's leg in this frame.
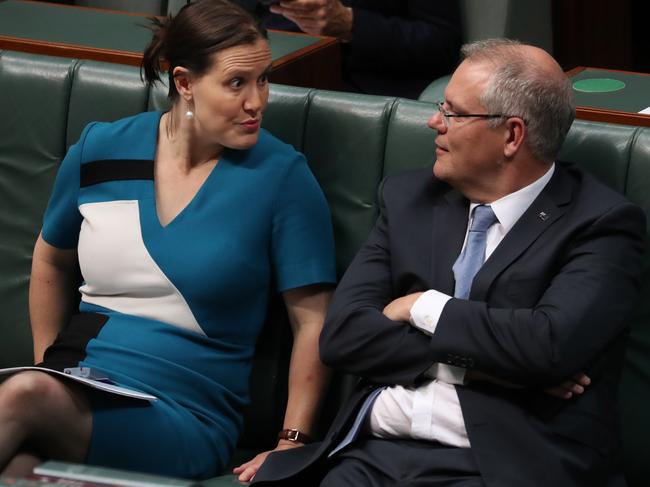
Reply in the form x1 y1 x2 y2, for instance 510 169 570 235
2 451 43 477
0 371 92 476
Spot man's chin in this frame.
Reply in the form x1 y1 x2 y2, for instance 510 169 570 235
433 161 451 182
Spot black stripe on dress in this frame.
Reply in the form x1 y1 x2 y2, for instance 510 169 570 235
80 160 154 188
38 313 109 371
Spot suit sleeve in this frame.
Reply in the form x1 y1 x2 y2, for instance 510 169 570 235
432 201 646 386
347 0 462 75
320 179 436 385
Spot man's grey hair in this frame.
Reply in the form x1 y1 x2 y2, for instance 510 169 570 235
461 39 575 162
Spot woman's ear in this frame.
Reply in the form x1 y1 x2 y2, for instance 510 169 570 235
503 117 526 158
172 66 193 101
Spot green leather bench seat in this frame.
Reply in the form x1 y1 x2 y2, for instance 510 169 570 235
0 50 649 486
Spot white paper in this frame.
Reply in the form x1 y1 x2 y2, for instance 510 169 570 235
34 461 196 487
639 106 650 115
0 366 157 401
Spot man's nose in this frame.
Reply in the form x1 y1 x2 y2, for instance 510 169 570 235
428 111 446 132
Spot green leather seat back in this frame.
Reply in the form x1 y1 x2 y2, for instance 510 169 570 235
264 86 310 150
559 121 650 487
66 60 150 147
558 120 635 192
618 127 650 487
383 99 437 177
302 91 389 273
0 51 75 367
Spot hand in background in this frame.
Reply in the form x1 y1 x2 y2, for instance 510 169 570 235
233 440 304 482
270 0 353 39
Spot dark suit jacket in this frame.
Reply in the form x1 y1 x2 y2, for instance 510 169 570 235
254 164 645 486
255 0 462 99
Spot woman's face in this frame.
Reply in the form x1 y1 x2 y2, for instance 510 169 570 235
188 39 272 150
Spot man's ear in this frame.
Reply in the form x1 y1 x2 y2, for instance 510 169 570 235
172 66 193 101
503 117 526 158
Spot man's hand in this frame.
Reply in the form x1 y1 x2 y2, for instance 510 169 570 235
382 292 424 322
544 372 591 399
270 0 354 39
465 370 591 400
232 440 304 482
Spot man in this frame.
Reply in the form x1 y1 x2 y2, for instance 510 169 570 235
253 39 646 486
247 0 461 99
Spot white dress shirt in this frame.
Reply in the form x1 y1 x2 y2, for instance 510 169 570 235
368 164 555 447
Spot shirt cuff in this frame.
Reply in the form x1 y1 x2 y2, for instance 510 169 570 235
409 289 452 335
424 363 467 385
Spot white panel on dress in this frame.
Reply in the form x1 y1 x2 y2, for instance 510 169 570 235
78 200 205 336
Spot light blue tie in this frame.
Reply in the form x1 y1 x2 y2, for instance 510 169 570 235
328 387 385 458
452 205 498 299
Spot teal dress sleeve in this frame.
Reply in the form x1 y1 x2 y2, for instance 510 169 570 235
41 122 95 249
271 154 337 292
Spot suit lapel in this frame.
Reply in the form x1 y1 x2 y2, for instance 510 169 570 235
430 186 469 295
471 166 573 300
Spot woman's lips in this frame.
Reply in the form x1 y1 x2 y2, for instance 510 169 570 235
240 120 260 132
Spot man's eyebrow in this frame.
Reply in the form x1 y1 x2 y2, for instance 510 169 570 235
445 98 470 113
444 97 458 110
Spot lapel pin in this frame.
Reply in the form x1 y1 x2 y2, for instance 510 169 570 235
538 211 549 221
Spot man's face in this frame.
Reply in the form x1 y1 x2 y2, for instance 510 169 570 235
428 60 507 200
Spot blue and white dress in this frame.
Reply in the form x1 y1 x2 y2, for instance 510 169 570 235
39 111 337 479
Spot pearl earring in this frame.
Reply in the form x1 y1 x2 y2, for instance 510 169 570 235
185 110 194 120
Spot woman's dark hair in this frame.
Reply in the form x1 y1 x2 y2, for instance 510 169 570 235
142 0 267 100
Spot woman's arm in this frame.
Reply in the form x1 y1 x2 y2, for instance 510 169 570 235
233 284 332 482
281 284 332 440
29 233 79 363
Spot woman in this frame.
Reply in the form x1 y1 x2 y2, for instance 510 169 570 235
0 0 335 481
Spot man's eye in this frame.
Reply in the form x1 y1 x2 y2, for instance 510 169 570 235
230 78 243 88
258 74 269 84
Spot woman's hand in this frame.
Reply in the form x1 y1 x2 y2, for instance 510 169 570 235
232 440 304 482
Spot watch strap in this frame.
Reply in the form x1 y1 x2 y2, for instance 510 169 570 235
277 428 312 444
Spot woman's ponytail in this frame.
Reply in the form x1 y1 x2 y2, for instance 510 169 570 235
141 15 170 89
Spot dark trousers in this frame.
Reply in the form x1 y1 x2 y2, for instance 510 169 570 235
320 438 484 487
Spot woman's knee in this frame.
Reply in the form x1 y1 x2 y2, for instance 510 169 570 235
0 372 72 422
0 372 92 463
